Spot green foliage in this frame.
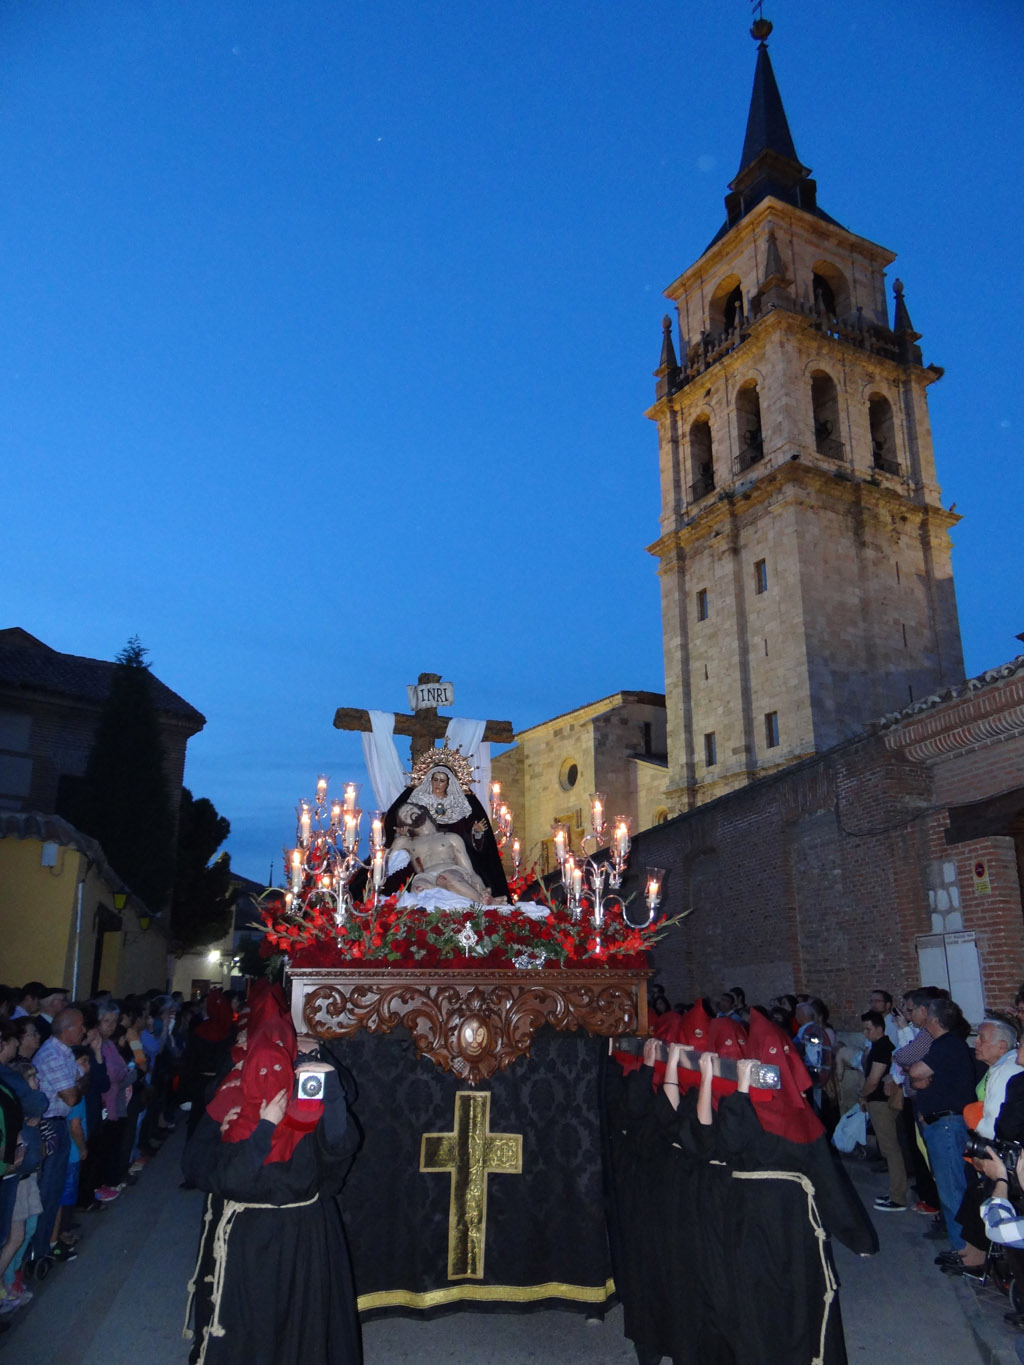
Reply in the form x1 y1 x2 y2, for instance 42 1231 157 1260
171 790 235 951
69 636 177 912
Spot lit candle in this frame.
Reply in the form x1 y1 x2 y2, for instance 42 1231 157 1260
298 802 311 847
330 801 342 830
371 814 384 850
344 782 358 812
290 849 302 893
572 865 584 900
316 774 328 802
614 820 631 860
343 812 358 853
490 781 502 815
590 793 605 835
553 826 567 863
372 847 385 890
646 867 665 917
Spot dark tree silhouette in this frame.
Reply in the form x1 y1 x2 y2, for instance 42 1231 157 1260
69 636 177 912
171 788 235 950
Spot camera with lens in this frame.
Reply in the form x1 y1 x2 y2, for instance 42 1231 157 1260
295 1060 331 1101
964 1131 1024 1191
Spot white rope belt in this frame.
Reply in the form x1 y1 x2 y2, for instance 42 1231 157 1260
731 1169 836 1365
184 1191 320 1365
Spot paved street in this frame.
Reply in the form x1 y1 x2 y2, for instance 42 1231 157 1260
1 1126 1017 1364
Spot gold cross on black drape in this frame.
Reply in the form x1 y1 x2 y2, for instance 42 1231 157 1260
420 1091 523 1279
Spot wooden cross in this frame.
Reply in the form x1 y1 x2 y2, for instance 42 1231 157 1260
333 671 514 766
420 1091 523 1280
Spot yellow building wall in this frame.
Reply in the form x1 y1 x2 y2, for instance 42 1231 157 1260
0 834 170 997
0 836 80 986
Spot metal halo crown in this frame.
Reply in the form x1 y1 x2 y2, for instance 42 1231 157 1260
408 744 476 794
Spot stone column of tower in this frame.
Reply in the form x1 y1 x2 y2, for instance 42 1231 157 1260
647 18 964 812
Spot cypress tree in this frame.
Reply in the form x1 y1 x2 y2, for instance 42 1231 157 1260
72 636 177 912
171 788 235 949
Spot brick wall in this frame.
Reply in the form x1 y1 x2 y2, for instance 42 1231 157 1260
629 661 1024 1030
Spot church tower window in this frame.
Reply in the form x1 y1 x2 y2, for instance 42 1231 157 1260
764 712 780 748
689 417 715 500
709 275 743 336
811 371 843 459
869 394 899 475
736 382 763 471
704 732 717 767
813 272 836 317
696 588 709 621
754 559 768 595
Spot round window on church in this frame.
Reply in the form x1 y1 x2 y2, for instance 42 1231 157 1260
558 759 579 792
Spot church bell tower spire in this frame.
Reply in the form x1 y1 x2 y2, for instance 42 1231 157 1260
646 17 964 812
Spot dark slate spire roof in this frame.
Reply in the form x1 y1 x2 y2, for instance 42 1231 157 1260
707 19 844 247
891 279 923 364
891 278 915 334
658 315 679 373
738 33 799 172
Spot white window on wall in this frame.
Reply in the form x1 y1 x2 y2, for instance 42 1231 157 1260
915 931 986 1027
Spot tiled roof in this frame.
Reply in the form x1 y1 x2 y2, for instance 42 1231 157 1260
0 809 153 914
512 690 666 740
875 655 1024 730
0 628 204 729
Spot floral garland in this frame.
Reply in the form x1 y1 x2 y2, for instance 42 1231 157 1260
258 873 681 971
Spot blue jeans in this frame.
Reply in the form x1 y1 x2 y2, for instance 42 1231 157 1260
922 1114 969 1250
31 1118 70 1260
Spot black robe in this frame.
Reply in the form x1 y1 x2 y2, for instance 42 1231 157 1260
183 1068 362 1365
712 1092 878 1365
606 1064 730 1364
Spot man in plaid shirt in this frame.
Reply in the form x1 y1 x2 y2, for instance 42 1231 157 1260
30 1007 87 1264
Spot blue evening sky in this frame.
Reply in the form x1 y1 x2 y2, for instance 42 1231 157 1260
2 1 1019 882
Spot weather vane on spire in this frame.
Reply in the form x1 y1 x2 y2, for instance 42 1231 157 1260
750 1 772 43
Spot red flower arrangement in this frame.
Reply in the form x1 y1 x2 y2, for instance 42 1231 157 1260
257 870 680 972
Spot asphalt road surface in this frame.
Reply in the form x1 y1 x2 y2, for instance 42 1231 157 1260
0 1124 1010 1364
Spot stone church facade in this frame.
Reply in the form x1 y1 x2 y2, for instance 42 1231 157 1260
501 23 1023 1025
647 27 962 809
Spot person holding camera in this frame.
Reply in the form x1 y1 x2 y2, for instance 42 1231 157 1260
183 1010 362 1365
975 1142 1024 1242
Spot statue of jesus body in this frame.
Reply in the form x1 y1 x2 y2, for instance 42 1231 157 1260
391 803 507 905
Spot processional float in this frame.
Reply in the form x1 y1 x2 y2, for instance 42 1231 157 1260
259 675 773 1316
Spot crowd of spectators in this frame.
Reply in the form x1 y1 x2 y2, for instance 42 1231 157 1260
0 978 215 1328
5 968 1024 1355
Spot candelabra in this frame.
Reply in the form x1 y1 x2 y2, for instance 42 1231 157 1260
286 775 387 927
551 793 664 934
489 780 521 879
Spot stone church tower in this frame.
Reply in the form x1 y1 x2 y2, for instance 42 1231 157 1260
647 19 964 812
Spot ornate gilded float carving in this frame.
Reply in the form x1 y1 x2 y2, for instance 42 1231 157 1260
290 967 649 1085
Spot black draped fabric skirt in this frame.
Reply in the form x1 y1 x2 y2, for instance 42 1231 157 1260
328 1027 615 1318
